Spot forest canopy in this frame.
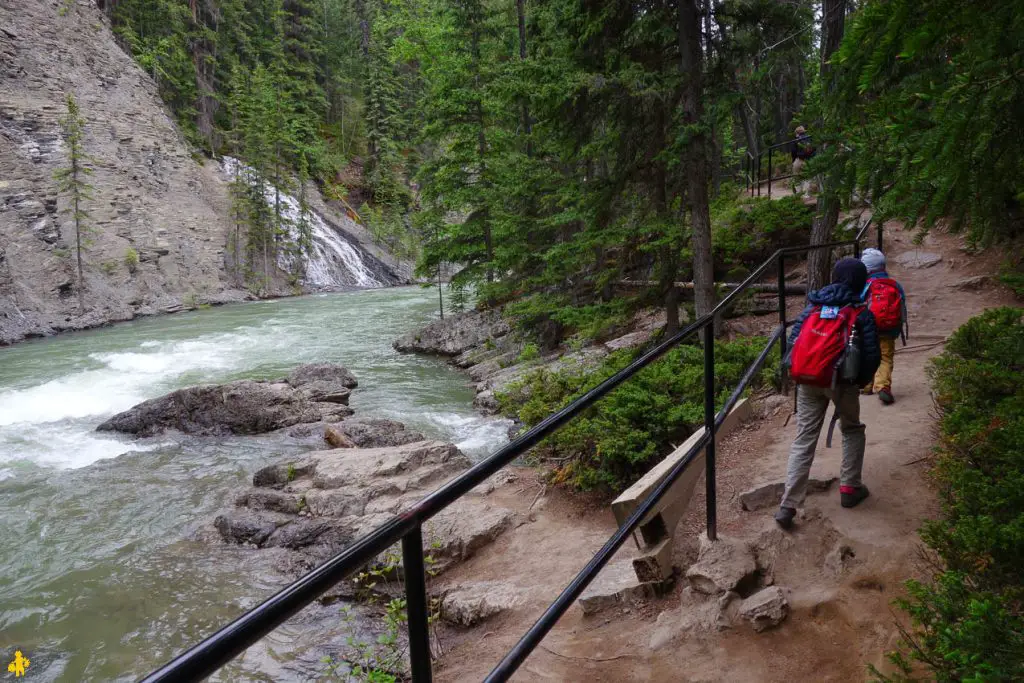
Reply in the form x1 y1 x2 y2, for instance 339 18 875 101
102 0 1023 324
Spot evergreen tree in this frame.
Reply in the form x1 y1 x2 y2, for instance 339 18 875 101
830 0 1024 245
54 93 94 313
413 0 506 294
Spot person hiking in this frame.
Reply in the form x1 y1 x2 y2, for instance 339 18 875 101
859 248 908 405
775 257 881 530
790 125 816 197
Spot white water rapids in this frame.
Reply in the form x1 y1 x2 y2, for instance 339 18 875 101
0 288 508 681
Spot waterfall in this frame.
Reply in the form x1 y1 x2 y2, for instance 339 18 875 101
221 157 383 289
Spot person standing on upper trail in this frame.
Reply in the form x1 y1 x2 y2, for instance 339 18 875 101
790 125 816 197
859 248 908 405
775 258 881 530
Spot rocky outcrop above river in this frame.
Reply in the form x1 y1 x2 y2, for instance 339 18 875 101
393 310 511 356
215 439 518 574
97 363 359 436
0 1 410 346
395 309 661 417
0 0 246 345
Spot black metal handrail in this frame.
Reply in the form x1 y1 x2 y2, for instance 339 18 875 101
142 218 878 683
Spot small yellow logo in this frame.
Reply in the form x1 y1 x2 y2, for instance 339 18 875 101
7 650 29 677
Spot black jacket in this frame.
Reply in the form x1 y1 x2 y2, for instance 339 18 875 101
787 283 881 387
791 134 815 161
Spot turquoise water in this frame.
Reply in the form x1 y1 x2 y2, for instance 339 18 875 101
0 288 506 681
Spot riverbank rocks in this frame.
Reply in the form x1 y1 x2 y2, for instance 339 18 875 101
394 310 511 356
96 363 358 436
324 418 426 449
216 439 518 575
395 307 669 425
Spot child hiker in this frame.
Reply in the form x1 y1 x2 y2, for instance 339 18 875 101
859 248 907 404
775 257 881 530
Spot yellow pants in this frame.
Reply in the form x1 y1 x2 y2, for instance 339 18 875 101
869 337 896 392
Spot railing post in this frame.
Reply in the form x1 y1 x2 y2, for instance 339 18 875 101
703 323 717 542
756 153 761 197
402 526 433 683
877 220 883 250
777 253 787 393
767 147 773 200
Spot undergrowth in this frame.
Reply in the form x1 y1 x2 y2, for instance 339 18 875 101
322 543 443 682
873 307 1024 681
497 336 780 492
710 194 814 277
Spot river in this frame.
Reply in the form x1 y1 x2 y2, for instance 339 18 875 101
0 288 507 681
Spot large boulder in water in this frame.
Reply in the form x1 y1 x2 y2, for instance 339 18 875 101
324 418 426 449
393 310 510 356
96 363 357 437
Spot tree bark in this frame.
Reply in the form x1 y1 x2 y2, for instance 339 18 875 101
679 0 715 321
354 0 370 58
653 113 679 334
807 0 847 293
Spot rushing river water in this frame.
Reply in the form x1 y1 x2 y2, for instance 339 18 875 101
0 288 508 682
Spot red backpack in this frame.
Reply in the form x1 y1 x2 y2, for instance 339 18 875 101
789 304 862 388
862 278 902 331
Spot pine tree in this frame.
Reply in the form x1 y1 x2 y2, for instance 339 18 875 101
54 93 94 313
829 0 1024 245
413 0 506 294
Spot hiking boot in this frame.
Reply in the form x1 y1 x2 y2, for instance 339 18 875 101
878 388 894 404
774 506 797 530
840 485 870 508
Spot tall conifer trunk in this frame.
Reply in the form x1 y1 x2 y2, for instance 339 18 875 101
679 0 715 320
807 0 847 292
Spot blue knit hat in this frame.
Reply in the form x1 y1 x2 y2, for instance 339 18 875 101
832 257 868 292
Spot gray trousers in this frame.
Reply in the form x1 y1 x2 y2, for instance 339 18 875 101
780 384 866 510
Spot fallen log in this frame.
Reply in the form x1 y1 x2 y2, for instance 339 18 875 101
619 280 807 295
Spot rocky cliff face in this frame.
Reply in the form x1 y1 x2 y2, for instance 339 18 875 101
0 0 411 346
0 0 251 344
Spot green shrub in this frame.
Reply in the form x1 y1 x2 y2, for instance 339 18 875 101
875 307 1024 682
497 336 779 492
506 293 631 345
124 246 140 274
999 258 1024 298
711 195 814 276
517 342 540 363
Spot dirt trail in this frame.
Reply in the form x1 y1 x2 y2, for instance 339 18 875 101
431 222 1017 682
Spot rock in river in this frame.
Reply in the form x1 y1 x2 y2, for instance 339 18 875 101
393 310 510 356
97 363 358 436
216 439 519 575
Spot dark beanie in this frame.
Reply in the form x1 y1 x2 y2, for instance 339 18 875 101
832 257 868 292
